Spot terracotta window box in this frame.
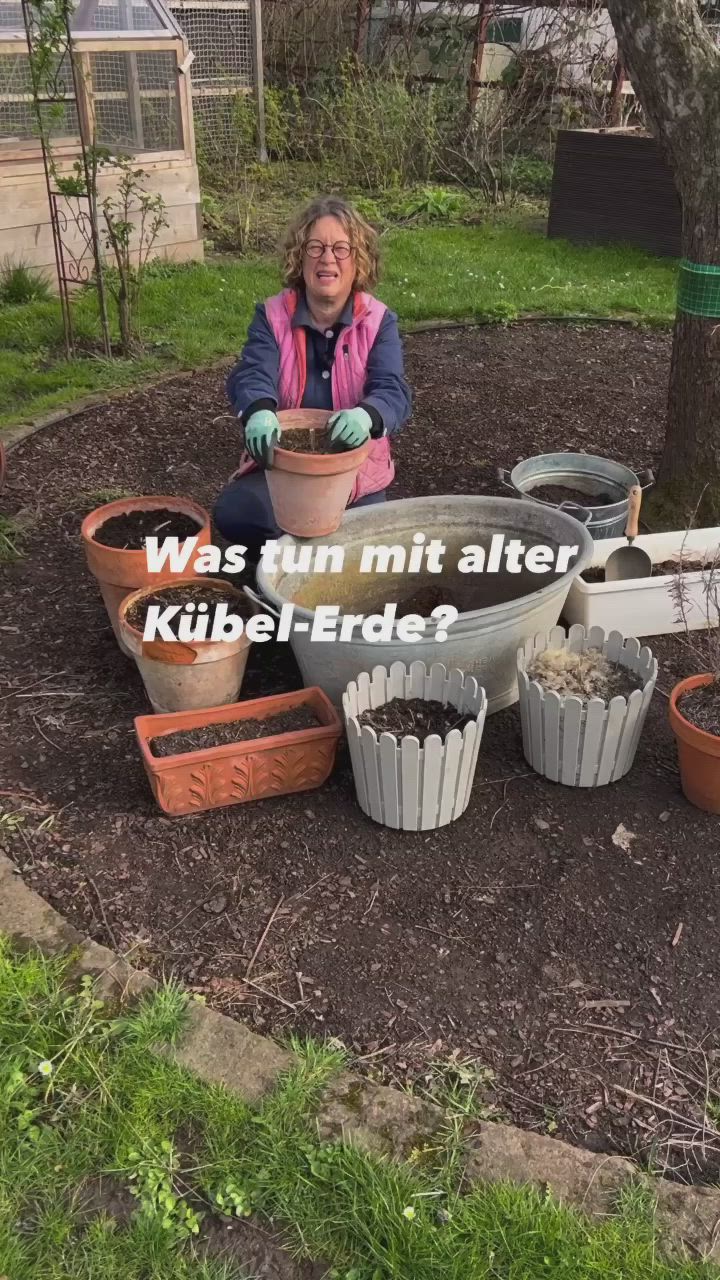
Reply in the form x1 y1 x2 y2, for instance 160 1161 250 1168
134 687 342 816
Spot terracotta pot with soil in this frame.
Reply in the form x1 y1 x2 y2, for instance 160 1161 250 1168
119 577 252 713
135 687 342 816
342 660 487 830
668 674 720 813
81 495 211 654
516 623 657 787
265 409 371 538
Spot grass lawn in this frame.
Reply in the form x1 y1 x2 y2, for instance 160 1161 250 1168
0 936 715 1280
0 217 678 430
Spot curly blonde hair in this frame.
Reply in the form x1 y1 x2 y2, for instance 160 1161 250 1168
280 196 380 292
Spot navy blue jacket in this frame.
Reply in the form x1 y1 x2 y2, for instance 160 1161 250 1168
226 291 412 438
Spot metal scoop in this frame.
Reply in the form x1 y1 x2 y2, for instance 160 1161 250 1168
604 484 652 581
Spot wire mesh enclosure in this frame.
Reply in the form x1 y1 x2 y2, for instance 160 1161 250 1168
0 0 187 151
0 0 204 294
166 0 262 172
89 48 182 150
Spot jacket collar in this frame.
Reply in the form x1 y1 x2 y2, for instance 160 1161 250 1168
290 288 355 331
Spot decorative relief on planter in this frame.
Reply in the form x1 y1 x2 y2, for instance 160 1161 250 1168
136 689 342 817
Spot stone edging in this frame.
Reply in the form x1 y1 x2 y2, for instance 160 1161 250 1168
1 358 234 452
1 315 658 452
1 852 718 1265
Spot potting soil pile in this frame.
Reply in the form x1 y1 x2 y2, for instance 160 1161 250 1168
355 697 474 742
528 483 616 507
276 429 334 453
150 705 320 756
93 508 201 549
582 555 715 583
678 681 720 736
126 584 248 636
526 647 644 701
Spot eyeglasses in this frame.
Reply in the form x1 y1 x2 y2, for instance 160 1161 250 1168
303 239 353 260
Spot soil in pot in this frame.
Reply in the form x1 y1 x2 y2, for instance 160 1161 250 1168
277 429 335 454
92 508 202 549
356 697 474 742
395 582 466 617
126 583 248 636
528 483 616 507
526 647 644 701
581 556 712 583
150 705 321 756
677 680 720 736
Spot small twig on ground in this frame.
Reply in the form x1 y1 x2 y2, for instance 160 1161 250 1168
490 776 513 831
0 789 49 806
354 1043 397 1062
554 1024 698 1053
362 881 380 919
0 672 68 702
86 875 118 950
612 1084 720 1137
245 896 285 980
672 921 684 947
580 999 632 1010
414 924 472 943
32 716 62 750
295 971 305 1002
479 772 533 787
16 691 85 698
516 1052 566 1077
241 975 296 1011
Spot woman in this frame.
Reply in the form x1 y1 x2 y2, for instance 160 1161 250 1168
214 195 412 556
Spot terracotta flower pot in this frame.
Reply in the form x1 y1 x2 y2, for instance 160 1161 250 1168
119 576 252 714
134 687 342 816
668 673 720 813
265 409 371 538
81 495 211 654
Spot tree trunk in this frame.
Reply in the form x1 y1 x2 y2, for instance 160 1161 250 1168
604 0 720 527
657 200 720 525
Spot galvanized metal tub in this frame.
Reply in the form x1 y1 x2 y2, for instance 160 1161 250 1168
498 453 653 540
250 494 594 713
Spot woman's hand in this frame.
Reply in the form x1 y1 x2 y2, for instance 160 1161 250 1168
327 407 372 451
245 409 281 468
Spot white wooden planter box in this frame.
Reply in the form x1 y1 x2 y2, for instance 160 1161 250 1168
342 661 487 830
563 528 720 637
517 624 657 787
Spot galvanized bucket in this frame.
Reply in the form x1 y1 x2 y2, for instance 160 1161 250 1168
498 453 653 540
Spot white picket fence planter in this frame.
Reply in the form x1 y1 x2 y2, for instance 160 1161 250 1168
516 624 657 787
342 661 487 830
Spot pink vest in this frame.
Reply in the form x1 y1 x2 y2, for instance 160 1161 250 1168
234 288 394 502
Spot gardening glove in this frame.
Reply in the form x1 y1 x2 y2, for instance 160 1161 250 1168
244 409 281 468
327 407 372 452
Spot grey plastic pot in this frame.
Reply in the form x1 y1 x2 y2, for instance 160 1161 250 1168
250 494 594 713
498 453 654 540
516 622 657 787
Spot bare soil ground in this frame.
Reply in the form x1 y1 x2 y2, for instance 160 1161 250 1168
3 322 720 1186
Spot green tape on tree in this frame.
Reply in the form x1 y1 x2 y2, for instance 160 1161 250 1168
677 259 720 317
